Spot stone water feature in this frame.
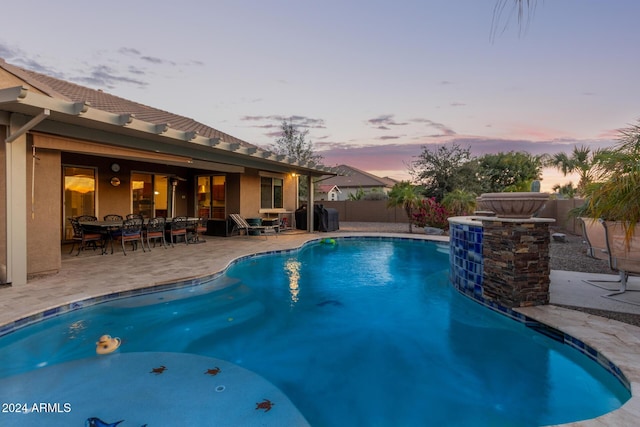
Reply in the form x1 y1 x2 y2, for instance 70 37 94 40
449 192 554 310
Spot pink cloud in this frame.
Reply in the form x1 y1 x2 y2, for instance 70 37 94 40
317 137 618 186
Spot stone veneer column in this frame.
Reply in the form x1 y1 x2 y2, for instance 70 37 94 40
481 218 554 308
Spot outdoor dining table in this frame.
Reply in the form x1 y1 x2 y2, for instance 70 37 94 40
79 218 201 253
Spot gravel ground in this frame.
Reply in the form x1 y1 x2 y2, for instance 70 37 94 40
339 222 640 326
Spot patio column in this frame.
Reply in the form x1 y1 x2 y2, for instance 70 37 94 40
4 113 29 285
307 175 314 233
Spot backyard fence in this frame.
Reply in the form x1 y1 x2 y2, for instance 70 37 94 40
320 198 585 235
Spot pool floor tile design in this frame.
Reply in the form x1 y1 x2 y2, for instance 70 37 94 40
0 352 309 427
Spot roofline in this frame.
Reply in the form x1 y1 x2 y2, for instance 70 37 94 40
0 86 337 177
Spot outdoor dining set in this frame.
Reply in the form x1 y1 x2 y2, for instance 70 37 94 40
68 214 207 256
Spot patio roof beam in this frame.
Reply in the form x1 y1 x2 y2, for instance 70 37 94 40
5 109 50 143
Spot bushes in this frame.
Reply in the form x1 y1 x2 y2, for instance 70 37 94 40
412 198 450 230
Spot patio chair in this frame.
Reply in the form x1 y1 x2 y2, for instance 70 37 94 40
578 217 621 289
229 214 278 239
600 219 640 302
113 217 146 255
145 217 167 250
187 217 207 243
68 216 104 256
103 214 124 221
168 216 189 247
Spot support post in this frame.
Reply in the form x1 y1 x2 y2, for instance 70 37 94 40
5 114 29 285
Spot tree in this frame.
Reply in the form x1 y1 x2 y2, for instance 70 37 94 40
583 120 640 239
270 119 323 202
552 182 577 199
270 120 323 165
409 144 479 201
442 189 477 216
547 145 609 197
387 181 422 233
476 151 545 193
492 0 537 40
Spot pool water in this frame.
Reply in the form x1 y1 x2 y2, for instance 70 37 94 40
0 239 630 426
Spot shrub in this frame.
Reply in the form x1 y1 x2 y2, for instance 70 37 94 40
412 198 451 230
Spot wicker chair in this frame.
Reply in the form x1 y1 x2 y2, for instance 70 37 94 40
68 216 103 256
145 217 167 250
168 216 189 247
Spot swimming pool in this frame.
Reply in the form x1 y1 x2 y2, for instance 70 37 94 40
0 238 630 426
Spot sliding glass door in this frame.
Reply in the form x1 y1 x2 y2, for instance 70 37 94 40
196 175 226 219
132 173 169 218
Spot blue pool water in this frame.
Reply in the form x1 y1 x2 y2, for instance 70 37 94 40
0 238 630 426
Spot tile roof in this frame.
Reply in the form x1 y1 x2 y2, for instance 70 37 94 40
0 58 252 147
322 164 397 188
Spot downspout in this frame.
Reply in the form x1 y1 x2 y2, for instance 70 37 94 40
4 109 50 286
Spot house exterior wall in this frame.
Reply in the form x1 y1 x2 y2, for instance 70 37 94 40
0 69 46 95
331 186 388 201
0 125 6 282
240 172 261 216
27 144 61 276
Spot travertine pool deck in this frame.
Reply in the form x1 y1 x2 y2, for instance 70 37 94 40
2 229 640 426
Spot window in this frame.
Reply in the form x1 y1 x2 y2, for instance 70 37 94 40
63 166 96 239
261 176 283 209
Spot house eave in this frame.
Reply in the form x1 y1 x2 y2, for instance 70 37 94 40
0 86 335 176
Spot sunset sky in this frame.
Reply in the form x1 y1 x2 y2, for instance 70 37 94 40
2 1 639 191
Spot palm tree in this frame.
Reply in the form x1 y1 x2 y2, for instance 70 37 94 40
387 182 421 233
552 182 577 199
547 145 607 196
442 189 477 216
583 120 640 241
491 0 537 40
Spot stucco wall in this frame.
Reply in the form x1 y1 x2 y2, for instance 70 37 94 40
0 125 6 282
27 144 62 277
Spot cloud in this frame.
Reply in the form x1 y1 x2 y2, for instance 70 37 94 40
71 64 148 89
0 42 64 77
118 47 142 56
367 114 408 127
410 118 457 137
450 102 466 107
316 136 618 179
240 114 327 131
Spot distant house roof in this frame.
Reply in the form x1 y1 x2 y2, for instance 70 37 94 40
0 58 250 147
316 184 341 194
321 165 397 188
